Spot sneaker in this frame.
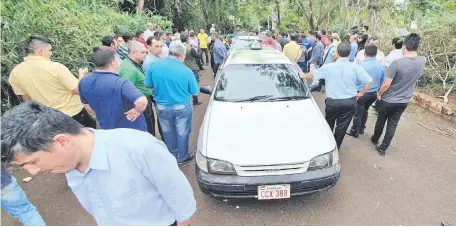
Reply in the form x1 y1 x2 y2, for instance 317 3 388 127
193 102 202 106
178 153 195 165
370 136 379 145
375 146 386 156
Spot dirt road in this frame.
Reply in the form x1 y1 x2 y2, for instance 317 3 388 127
2 67 456 225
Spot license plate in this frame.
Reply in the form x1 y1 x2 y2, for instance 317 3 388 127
257 184 291 200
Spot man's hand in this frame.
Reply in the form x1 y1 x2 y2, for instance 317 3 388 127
78 67 89 80
177 219 191 226
356 92 364 100
124 108 141 121
299 72 312 79
377 94 382 101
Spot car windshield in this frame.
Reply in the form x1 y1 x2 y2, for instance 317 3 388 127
214 64 309 102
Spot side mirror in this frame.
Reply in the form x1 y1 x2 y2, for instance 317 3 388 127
200 86 213 95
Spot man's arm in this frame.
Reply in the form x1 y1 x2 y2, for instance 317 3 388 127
355 65 374 98
121 80 148 121
20 94 32 102
137 140 196 225
377 60 398 100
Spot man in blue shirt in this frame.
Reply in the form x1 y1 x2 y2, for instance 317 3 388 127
1 101 196 226
347 45 385 138
1 166 46 226
301 42 373 149
142 36 162 73
349 35 359 62
145 41 199 164
211 32 227 77
79 46 148 131
308 34 324 71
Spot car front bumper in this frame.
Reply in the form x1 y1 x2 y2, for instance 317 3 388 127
196 164 340 199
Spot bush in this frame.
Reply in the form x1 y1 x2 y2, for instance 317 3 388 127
1 0 172 114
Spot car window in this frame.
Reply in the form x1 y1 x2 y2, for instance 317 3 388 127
230 40 254 51
214 64 309 102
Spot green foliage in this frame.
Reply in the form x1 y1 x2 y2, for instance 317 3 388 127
1 0 171 114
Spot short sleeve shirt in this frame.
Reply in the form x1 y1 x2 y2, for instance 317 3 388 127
197 33 208 48
78 71 146 131
145 58 198 106
8 56 83 116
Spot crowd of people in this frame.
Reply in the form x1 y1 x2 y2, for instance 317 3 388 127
1 23 230 225
1 22 426 226
260 26 425 154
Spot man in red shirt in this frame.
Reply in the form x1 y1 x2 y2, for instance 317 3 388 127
136 31 148 48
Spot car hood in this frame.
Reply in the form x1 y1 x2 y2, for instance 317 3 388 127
205 99 336 166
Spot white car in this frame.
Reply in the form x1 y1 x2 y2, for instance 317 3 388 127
196 42 340 200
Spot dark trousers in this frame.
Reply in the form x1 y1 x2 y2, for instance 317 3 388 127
72 108 96 128
325 98 357 149
192 71 199 104
213 63 220 77
298 61 307 73
144 96 156 136
201 48 209 65
349 92 377 134
372 100 408 150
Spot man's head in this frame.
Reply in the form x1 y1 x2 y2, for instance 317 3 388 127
368 36 380 47
350 35 358 42
190 31 195 37
336 42 351 58
128 41 148 63
331 33 340 41
153 31 160 37
146 23 153 30
315 34 322 42
403 33 420 52
101 36 118 50
136 31 144 40
325 37 334 46
158 31 167 41
116 36 125 45
200 29 204 34
320 29 327 36
168 41 186 62
362 25 369 33
25 35 53 58
364 44 377 58
122 34 134 44
146 36 162 57
290 34 298 41
391 37 403 50
181 33 189 44
281 32 287 38
91 46 119 72
212 32 220 41
1 101 85 175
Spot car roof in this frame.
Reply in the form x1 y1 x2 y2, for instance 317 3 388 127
224 48 293 65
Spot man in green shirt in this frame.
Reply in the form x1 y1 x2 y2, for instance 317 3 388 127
118 41 157 136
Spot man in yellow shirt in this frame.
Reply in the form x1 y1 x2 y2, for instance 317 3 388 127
197 29 209 65
283 34 302 63
8 35 96 128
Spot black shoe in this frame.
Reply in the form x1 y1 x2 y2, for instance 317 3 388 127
370 136 379 145
199 67 205 70
309 84 322 92
375 146 386 156
193 102 202 106
346 131 359 138
178 153 195 165
359 130 364 135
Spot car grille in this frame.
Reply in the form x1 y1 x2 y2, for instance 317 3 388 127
235 162 309 176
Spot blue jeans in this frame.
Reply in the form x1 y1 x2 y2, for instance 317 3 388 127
298 61 307 72
1 177 46 226
156 103 193 162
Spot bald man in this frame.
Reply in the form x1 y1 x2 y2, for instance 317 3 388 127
118 41 157 136
144 23 154 41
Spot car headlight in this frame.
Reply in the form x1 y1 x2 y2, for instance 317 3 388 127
196 151 236 175
308 147 338 171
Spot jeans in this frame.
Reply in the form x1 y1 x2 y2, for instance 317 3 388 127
349 92 377 134
297 61 307 73
192 71 200 104
201 48 209 65
325 98 357 149
156 103 193 162
1 177 46 226
372 100 408 150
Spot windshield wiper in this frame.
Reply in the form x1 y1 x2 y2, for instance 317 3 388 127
264 95 310 101
232 95 274 102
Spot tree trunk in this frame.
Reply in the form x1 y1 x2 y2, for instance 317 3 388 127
137 0 144 13
276 0 281 25
308 0 315 30
352 0 363 26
